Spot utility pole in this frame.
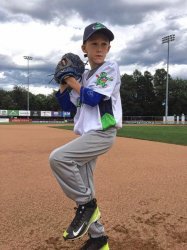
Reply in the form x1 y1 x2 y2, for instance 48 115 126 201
23 56 33 112
162 34 175 123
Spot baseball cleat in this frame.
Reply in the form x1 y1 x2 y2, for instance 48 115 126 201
63 199 101 241
80 235 110 250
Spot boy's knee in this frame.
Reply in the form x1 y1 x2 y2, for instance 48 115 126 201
49 150 58 170
49 148 67 170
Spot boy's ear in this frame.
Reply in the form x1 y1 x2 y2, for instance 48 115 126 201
107 45 111 53
81 44 87 53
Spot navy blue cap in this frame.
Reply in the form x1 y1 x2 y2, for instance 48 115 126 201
83 22 114 43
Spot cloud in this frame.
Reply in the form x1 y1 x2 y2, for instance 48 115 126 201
1 0 185 25
0 0 187 94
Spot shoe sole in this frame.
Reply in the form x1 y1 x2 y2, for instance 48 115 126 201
63 206 101 241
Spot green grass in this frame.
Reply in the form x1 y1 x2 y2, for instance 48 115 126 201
117 125 187 146
2 123 186 145
54 125 187 146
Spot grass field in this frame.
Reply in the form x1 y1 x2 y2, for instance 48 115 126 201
117 125 187 146
55 125 187 146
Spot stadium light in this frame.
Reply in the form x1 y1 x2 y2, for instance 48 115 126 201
162 34 175 123
23 56 33 112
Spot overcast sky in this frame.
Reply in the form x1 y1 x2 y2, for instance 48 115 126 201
0 0 187 95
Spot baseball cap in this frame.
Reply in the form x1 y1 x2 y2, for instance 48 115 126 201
83 22 114 43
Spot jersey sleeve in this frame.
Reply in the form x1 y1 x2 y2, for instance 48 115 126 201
80 87 104 107
91 61 121 98
55 89 76 113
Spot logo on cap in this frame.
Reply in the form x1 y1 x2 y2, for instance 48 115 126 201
92 23 106 30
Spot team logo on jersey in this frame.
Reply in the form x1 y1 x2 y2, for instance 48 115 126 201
95 72 113 87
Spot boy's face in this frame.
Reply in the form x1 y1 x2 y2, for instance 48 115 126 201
82 32 111 69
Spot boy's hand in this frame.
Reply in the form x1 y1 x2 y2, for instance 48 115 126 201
64 77 81 94
54 53 85 85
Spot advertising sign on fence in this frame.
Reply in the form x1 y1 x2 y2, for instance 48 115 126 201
62 111 71 117
40 111 52 117
0 118 9 123
7 110 19 116
10 118 31 123
51 111 61 117
19 110 31 116
0 110 8 116
31 111 40 117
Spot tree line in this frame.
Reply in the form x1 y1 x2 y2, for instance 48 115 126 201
0 68 187 116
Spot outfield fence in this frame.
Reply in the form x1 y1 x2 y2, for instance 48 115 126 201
123 115 186 125
0 109 72 123
0 109 186 125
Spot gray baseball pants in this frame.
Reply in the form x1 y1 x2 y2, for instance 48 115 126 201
49 127 116 237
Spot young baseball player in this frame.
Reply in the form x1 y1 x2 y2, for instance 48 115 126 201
49 22 122 250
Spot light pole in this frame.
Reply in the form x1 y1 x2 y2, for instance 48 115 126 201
23 56 33 111
162 34 175 123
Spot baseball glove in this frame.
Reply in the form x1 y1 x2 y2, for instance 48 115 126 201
54 53 85 84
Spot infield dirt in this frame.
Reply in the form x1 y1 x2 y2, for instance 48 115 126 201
0 124 187 250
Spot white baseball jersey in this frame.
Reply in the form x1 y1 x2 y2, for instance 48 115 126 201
70 60 122 135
